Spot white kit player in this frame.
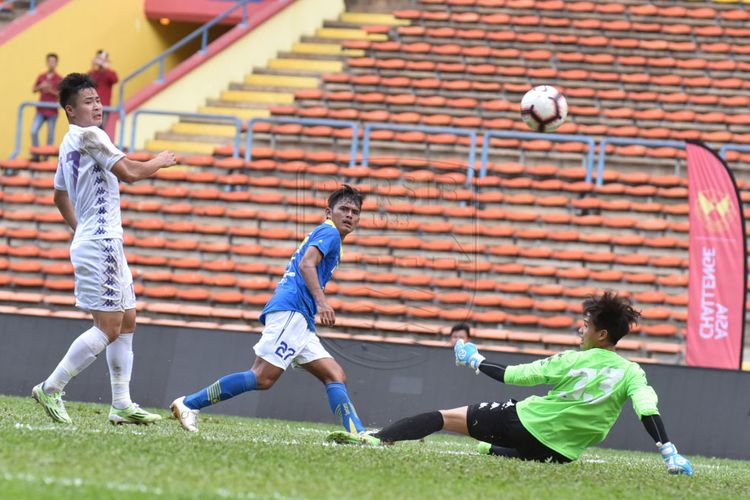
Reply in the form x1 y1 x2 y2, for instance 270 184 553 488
32 73 176 424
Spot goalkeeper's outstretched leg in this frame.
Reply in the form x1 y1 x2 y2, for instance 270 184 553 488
330 292 695 475
327 402 569 463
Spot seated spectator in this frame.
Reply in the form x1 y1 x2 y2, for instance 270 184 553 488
449 323 471 347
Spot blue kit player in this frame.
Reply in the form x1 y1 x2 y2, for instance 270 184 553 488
171 185 367 434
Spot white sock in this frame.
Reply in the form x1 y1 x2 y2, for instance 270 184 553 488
44 326 110 395
106 332 134 409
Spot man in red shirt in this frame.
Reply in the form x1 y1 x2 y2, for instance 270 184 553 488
88 50 118 129
31 53 63 155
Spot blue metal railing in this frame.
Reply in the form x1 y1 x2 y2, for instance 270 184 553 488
245 117 359 166
597 138 686 181
361 123 478 185
480 131 596 182
21 101 750 182
10 101 124 159
116 0 260 148
719 144 750 161
130 109 243 158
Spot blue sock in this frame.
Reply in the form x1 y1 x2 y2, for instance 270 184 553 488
183 370 257 410
326 382 364 433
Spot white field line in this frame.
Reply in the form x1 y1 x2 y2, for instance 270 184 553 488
8 422 727 471
13 422 95 432
1 472 164 496
583 456 722 470
1 472 291 499
10 421 327 448
291 426 329 434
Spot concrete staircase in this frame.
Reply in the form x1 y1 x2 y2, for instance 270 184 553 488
145 11 408 154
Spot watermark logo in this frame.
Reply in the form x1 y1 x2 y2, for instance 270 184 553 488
695 190 736 234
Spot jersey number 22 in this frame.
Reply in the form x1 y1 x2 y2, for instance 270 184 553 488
558 368 624 404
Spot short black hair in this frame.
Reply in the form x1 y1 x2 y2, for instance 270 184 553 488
46 53 58 61
59 73 96 109
450 323 471 337
582 291 640 345
328 184 363 210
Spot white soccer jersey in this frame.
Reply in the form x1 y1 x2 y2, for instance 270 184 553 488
54 125 126 242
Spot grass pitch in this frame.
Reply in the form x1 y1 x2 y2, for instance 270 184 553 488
0 394 748 499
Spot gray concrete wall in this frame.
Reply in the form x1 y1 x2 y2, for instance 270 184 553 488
1 313 748 460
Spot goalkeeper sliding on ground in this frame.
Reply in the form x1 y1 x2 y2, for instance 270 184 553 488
328 292 693 476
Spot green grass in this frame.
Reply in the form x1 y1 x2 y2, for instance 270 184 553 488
1 394 748 499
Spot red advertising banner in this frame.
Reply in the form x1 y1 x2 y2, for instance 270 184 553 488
686 142 746 369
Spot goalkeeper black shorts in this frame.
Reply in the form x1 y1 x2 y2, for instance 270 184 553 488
467 399 570 463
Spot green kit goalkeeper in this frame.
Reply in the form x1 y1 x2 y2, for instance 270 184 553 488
328 292 693 475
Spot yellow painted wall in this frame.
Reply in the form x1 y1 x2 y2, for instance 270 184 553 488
131 0 345 150
0 0 209 159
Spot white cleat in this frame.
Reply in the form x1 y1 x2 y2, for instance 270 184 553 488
108 403 161 425
170 396 199 433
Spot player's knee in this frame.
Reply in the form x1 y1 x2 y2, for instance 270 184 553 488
93 312 127 340
330 369 346 385
253 367 281 390
96 323 121 341
319 368 346 385
254 374 277 390
121 320 136 334
121 310 137 334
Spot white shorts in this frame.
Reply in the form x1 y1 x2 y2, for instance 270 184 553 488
70 238 135 312
253 311 332 370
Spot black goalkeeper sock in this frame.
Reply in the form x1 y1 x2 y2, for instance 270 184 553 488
373 411 444 443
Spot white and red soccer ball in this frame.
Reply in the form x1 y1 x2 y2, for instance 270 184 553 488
520 85 568 133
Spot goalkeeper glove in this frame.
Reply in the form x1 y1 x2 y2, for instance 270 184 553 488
659 442 693 476
454 339 485 374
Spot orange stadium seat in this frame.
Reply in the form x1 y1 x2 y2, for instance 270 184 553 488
4 0 736 366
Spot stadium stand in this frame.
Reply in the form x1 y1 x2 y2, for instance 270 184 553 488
0 1 38 30
3 0 750 366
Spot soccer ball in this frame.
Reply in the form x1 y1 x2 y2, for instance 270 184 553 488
520 85 568 133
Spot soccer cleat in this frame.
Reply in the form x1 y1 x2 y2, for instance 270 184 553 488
31 383 72 424
326 430 381 446
477 442 492 455
170 396 199 432
109 404 162 425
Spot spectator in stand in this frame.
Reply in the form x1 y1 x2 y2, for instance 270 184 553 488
450 323 471 347
88 50 118 128
31 53 63 156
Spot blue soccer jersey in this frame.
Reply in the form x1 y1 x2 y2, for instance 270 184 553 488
260 220 342 331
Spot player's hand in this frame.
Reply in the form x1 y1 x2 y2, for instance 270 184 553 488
454 340 485 374
659 442 693 476
317 301 336 326
155 150 176 168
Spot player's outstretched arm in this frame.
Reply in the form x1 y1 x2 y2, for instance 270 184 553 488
299 247 335 326
111 150 176 183
641 414 693 476
454 340 507 381
53 189 77 231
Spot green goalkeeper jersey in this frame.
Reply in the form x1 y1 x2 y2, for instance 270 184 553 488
504 348 659 460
